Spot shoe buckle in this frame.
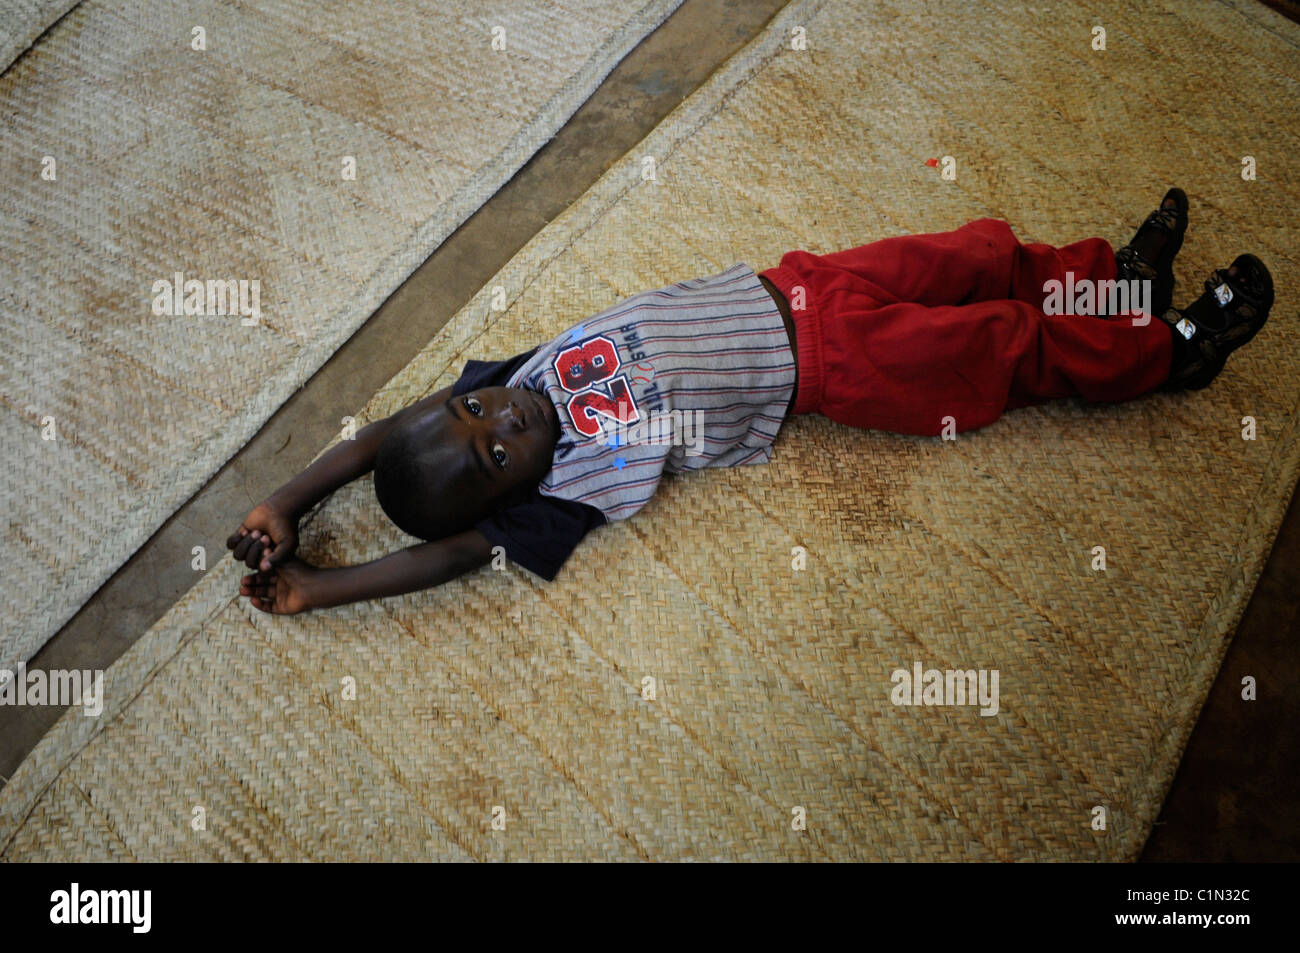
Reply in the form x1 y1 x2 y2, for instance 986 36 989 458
1175 316 1197 340
1213 282 1233 307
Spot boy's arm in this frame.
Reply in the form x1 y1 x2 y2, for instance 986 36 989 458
229 385 454 569
241 530 495 614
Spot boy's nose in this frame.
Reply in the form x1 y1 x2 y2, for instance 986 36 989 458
498 401 526 430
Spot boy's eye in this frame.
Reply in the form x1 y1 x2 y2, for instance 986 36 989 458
492 443 509 469
464 396 482 415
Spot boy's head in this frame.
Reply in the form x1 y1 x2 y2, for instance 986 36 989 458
374 386 561 540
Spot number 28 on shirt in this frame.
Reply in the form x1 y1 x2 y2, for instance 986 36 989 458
553 335 642 437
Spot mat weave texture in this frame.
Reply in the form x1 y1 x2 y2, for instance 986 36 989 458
0 0 78 73
0 0 682 669
2 0 1298 860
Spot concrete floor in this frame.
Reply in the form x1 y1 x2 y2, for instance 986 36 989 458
2 0 1296 862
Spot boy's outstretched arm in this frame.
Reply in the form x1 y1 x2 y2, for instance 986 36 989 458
240 530 494 615
228 385 454 570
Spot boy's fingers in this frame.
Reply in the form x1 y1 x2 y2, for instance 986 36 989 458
243 540 268 570
233 532 265 563
226 526 249 549
241 567 278 605
263 537 293 570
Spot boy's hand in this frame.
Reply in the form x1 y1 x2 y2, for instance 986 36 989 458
240 558 317 615
227 499 299 571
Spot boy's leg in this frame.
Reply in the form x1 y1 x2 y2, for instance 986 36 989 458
806 296 1173 436
769 219 1116 311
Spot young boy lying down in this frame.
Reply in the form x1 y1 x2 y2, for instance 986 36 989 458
229 190 1274 614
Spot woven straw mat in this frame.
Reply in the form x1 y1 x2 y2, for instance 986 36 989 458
1 0 1297 860
0 0 684 669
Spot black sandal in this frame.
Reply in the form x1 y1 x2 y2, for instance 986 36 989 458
1115 187 1189 318
1160 254 1274 391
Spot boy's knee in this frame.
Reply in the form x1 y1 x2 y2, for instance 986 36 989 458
963 217 1016 248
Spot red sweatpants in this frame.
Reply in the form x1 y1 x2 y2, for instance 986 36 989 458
760 219 1173 435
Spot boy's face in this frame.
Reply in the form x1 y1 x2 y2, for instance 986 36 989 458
405 386 560 500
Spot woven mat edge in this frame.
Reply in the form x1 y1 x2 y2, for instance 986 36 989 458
0 0 81 76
